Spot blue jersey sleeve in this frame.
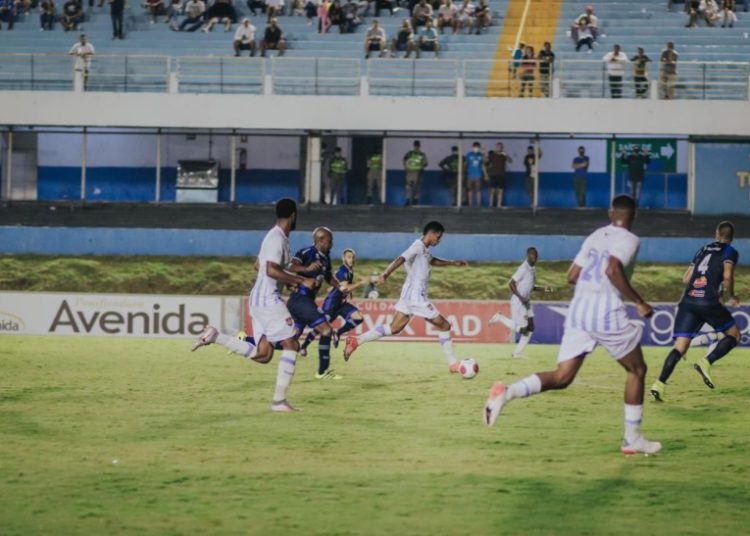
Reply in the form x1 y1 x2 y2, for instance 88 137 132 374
690 247 704 265
335 265 349 282
292 247 309 264
724 246 739 265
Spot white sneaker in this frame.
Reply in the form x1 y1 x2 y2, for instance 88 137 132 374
621 436 662 455
191 325 218 351
271 399 301 412
488 312 514 329
483 382 508 426
511 353 525 359
488 312 504 326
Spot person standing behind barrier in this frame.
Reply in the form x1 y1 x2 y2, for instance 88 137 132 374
620 145 650 205
403 140 427 206
109 0 124 39
465 141 486 208
630 47 651 99
571 146 590 208
602 44 628 98
439 146 462 206
659 41 678 100
486 142 511 208
518 45 536 98
523 144 541 207
40 0 55 30
69 34 95 89
366 150 383 205
537 42 555 97
327 147 348 205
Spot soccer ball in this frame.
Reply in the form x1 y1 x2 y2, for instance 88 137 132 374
459 358 479 379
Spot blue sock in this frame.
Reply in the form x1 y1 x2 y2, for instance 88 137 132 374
300 331 316 350
707 336 737 364
337 318 362 337
318 335 331 374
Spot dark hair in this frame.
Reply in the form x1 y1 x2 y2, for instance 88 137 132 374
451 145 458 151
275 198 297 219
423 221 445 235
578 146 585 151
472 141 481 147
414 140 421 147
611 194 636 212
717 221 735 241
527 247 538 254
335 146 342 152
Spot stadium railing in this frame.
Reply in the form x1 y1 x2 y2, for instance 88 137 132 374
0 54 748 101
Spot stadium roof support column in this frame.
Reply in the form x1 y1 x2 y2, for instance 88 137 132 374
81 128 87 201
230 133 237 203
609 136 616 201
155 130 162 204
4 130 12 201
306 134 322 205
380 135 386 205
457 135 464 210
687 140 696 214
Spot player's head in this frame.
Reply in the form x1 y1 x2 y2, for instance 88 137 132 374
275 198 297 231
526 247 538 265
609 194 637 229
715 221 735 243
422 221 445 246
342 248 356 267
578 146 585 155
312 226 333 254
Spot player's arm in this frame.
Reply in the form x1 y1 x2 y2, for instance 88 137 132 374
533 283 553 293
430 257 468 267
605 256 653 317
508 278 529 305
266 261 315 289
287 256 322 273
567 263 582 285
722 261 739 306
380 256 406 284
682 264 694 284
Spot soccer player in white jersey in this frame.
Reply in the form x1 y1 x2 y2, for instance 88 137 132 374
484 195 662 455
488 247 552 358
343 221 468 373
191 198 316 413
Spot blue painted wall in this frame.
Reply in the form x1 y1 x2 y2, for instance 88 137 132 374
694 142 750 215
2 226 745 262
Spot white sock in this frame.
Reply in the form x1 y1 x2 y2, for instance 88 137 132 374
513 333 531 356
506 374 542 401
624 404 643 443
358 324 392 345
217 333 257 358
273 350 297 402
438 331 458 365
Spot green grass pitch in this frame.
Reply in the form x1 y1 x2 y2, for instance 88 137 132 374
1 336 749 535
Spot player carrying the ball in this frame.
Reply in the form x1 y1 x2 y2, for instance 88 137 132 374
343 221 468 373
484 195 662 455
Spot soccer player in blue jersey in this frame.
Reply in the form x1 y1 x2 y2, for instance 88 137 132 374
651 221 741 401
465 141 487 208
287 226 345 380
299 248 364 356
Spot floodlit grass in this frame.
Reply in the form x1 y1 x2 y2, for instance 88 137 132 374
3 256 749 302
1 336 748 535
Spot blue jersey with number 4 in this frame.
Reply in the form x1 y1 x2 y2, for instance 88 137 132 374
683 242 738 304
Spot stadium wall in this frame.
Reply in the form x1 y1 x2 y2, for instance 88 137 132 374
2 226 748 262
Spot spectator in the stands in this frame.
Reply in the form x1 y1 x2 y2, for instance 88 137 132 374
175 0 205 31
602 43 628 99
391 19 414 58
474 0 490 34
318 0 331 32
289 0 305 16
260 17 286 56
0 0 16 30
687 0 719 26
412 0 432 27
326 147 348 205
266 0 283 21
233 18 257 55
571 146 589 208
720 0 737 27
437 0 457 34
145 0 165 24
487 142 511 208
620 145 650 205
659 41 678 99
40 0 56 30
166 0 182 24
342 0 360 33
304 0 316 24
202 0 237 31
523 144 541 206
416 17 439 58
62 0 84 31
403 140 428 206
439 146 462 206
247 0 266 16
456 0 475 34
69 34 95 89
572 5 598 41
537 41 555 97
375 0 394 16
364 19 386 58
464 141 486 208
366 149 383 205
328 0 345 32
630 47 651 99
518 45 536 98
575 19 593 52
110 0 125 38
510 41 523 78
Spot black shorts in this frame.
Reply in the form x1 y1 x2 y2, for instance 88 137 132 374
368 40 382 51
673 300 735 339
237 43 254 51
420 42 436 51
287 293 327 333
489 174 505 188
327 302 359 322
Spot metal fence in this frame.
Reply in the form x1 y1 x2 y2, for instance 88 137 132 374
0 54 748 101
177 56 265 94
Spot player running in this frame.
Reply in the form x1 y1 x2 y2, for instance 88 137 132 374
488 247 552 358
343 221 468 373
287 227 344 380
484 195 661 455
191 198 315 413
650 221 740 401
299 248 364 357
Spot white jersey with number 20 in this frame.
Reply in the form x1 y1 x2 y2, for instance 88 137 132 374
565 224 640 333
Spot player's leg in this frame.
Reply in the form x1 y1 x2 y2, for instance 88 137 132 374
335 304 363 339
299 329 317 356
272 334 301 412
192 323 261 359
651 302 702 401
313 320 341 379
616 345 661 454
695 305 740 389
426 313 459 372
344 310 410 360
513 315 533 358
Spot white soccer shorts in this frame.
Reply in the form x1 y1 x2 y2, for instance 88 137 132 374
557 321 643 363
251 302 296 344
395 298 441 320
510 296 534 331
